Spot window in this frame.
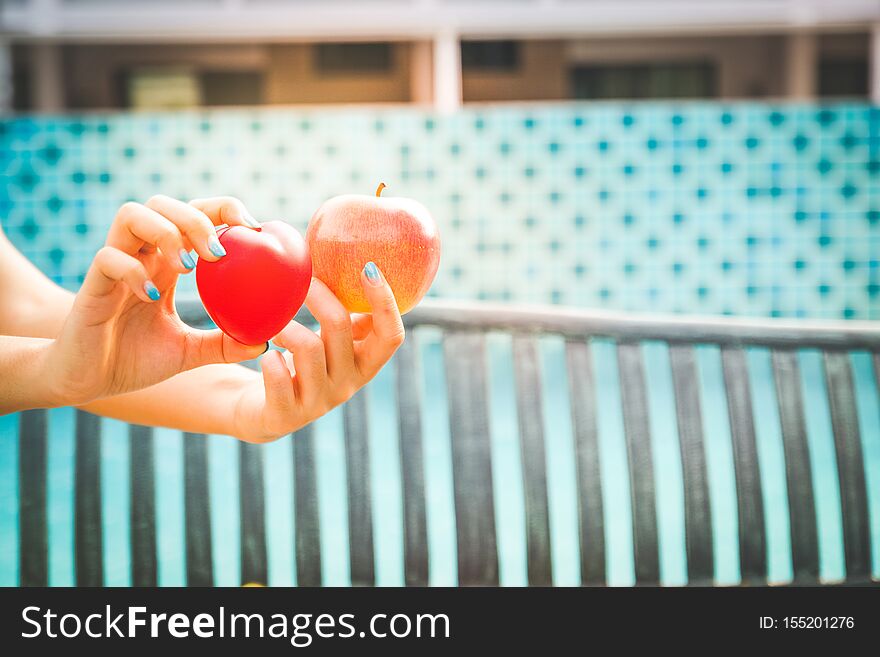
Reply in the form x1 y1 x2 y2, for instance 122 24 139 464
461 40 520 71
570 62 716 100
314 43 393 74
818 57 868 98
11 63 32 111
122 69 264 109
201 71 264 107
125 69 201 109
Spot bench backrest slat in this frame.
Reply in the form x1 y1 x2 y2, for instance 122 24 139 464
720 346 767 584
823 350 871 580
130 423 157 587
239 440 269 585
670 344 715 585
183 432 213 587
395 335 430 587
564 339 606 586
19 409 47 587
344 389 375 586
443 331 498 586
75 410 102 587
617 341 660 585
512 334 553 586
292 424 322 587
771 349 820 581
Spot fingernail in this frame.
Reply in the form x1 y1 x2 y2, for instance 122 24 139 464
243 214 262 229
179 249 196 270
208 235 227 257
144 281 161 301
363 261 382 286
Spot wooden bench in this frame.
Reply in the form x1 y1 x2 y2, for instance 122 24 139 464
7 299 880 586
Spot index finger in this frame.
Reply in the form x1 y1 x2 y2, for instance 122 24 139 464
305 278 355 384
189 197 261 230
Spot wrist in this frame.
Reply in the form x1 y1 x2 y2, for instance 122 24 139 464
0 336 67 412
35 338 77 408
231 386 276 443
217 367 271 442
230 376 303 443
41 338 106 408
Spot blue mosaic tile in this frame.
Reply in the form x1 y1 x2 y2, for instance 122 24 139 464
1 103 878 318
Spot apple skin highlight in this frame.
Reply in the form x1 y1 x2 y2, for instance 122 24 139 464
306 189 441 314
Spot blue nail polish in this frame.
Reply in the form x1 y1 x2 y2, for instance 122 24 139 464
179 249 196 270
364 261 381 284
244 214 262 229
144 281 161 301
208 235 227 257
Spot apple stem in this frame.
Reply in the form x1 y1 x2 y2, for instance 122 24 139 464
375 182 386 197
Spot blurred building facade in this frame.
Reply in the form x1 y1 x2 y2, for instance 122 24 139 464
1 0 879 112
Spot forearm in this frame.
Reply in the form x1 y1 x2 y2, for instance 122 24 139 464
0 229 74 338
0 336 59 413
79 363 261 436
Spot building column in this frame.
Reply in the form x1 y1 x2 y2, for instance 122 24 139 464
0 40 12 113
433 31 461 113
409 40 433 106
785 31 818 100
32 43 65 112
871 24 880 104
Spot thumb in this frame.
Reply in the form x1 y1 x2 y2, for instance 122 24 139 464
183 328 269 369
360 261 405 345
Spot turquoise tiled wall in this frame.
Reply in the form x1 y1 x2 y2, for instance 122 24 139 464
1 103 878 318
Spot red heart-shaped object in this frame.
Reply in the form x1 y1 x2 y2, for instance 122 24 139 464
196 221 312 345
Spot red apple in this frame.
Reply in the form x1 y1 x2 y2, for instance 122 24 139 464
196 221 312 345
306 184 441 314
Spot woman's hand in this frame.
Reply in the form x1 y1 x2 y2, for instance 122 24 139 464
231 263 405 443
44 195 268 407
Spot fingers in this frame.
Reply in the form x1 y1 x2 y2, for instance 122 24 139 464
189 196 261 230
107 202 194 273
355 262 405 378
105 196 259 278
304 278 356 384
254 266 404 433
350 313 373 341
272 321 329 409
181 328 268 370
81 246 158 303
144 194 228 263
260 350 297 422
